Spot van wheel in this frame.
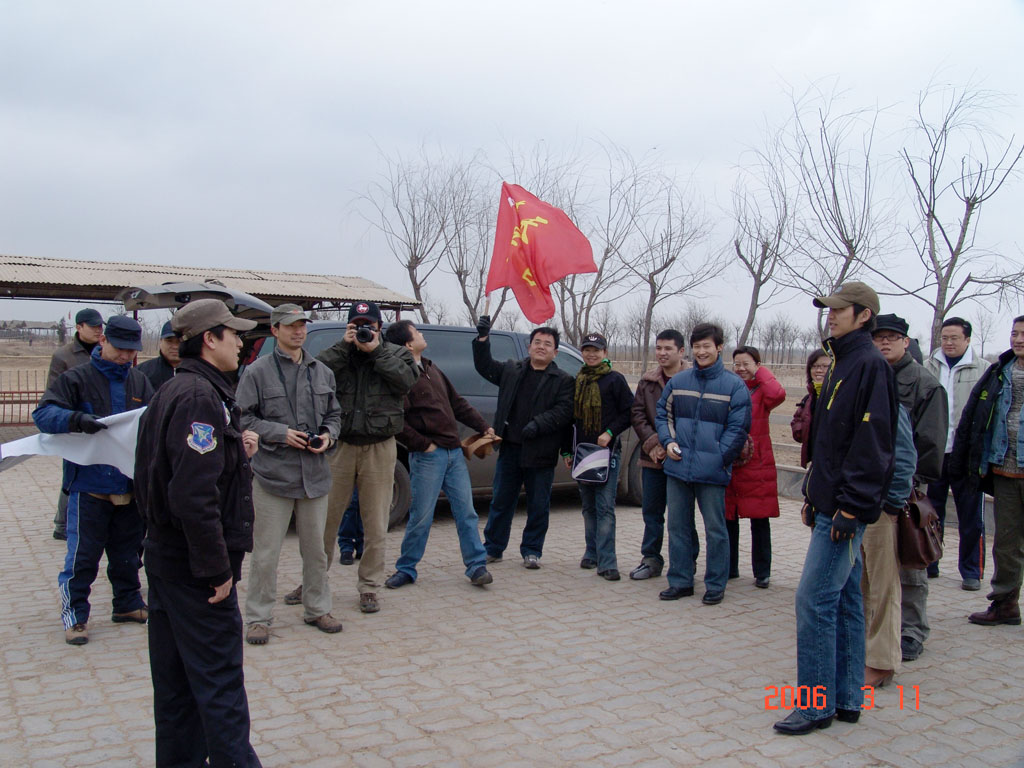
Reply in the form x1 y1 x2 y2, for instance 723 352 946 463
388 462 412 530
621 447 643 507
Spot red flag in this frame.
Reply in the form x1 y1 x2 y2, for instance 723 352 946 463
486 182 597 323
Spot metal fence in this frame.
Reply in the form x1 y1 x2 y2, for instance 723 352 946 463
0 370 46 426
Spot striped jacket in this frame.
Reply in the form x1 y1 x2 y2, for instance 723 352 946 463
655 356 751 486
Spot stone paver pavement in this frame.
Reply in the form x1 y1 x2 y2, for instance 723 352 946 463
2 455 1023 766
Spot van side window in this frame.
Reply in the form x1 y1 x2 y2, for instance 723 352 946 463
420 331 517 397
555 347 583 378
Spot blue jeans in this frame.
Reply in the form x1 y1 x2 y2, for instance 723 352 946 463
641 468 699 567
579 449 621 571
396 447 487 580
336 489 363 557
665 478 728 593
60 491 146 628
484 443 555 559
927 453 985 580
794 514 867 721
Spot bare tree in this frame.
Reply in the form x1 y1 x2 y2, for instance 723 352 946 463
972 308 998 358
731 125 796 346
779 84 893 335
886 84 1024 351
361 147 451 323
625 172 719 369
552 143 647 345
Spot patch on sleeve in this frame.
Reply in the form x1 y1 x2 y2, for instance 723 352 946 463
862 412 871 422
187 422 218 454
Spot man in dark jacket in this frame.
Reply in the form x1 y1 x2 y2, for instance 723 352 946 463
137 321 181 390
384 320 495 588
870 313 948 667
317 301 419 614
655 323 751 605
33 315 153 646
473 316 573 568
628 329 693 580
774 282 897 736
134 298 262 767
952 315 1024 627
45 307 104 540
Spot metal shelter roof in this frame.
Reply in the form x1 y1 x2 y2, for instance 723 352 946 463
0 254 420 312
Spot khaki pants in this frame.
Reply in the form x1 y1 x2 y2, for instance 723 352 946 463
246 480 330 624
861 512 902 672
323 439 396 594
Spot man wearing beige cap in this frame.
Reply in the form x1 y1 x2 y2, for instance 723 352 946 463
135 298 262 767
237 304 342 644
774 282 898 736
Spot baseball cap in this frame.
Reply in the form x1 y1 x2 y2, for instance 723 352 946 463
171 299 258 341
873 314 910 337
812 281 880 316
580 332 607 350
103 315 144 351
271 303 310 326
158 321 176 339
348 301 381 325
75 308 103 327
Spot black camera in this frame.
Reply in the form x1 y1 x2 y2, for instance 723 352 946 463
355 325 375 343
305 432 324 450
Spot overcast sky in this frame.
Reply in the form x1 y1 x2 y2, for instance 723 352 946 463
2 0 1022 348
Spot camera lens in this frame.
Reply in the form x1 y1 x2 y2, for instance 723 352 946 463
356 326 374 343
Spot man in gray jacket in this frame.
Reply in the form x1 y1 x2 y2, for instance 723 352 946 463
46 307 104 540
238 304 342 644
871 313 948 665
924 317 986 590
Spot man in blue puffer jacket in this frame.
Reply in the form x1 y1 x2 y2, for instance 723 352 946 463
655 322 751 605
33 315 154 646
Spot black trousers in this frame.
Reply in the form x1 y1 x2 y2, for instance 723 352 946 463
146 570 261 768
727 517 772 579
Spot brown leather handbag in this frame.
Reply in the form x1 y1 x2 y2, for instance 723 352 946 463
896 489 943 570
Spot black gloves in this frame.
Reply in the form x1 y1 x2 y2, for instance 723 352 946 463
476 314 491 338
521 421 539 440
830 511 858 541
70 412 108 434
800 502 815 528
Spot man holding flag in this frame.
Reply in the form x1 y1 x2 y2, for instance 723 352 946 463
469 182 596 567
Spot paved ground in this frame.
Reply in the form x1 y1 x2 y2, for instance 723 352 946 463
1 455 1023 767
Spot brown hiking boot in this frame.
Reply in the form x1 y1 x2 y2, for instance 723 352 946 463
65 623 89 645
359 592 380 613
246 624 270 645
968 599 1022 626
283 585 303 605
305 613 343 634
111 607 148 624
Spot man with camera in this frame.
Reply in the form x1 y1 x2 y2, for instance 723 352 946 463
318 301 418 613
237 303 342 643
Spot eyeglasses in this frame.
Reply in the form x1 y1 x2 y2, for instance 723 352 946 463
873 334 905 343
811 363 830 371
940 336 965 343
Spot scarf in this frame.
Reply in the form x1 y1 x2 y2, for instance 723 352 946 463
574 359 612 435
813 380 823 396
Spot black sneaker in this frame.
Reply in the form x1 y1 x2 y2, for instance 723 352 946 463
385 572 413 589
53 530 68 541
469 566 493 586
629 561 663 580
659 586 694 600
485 554 502 564
339 551 355 565
900 636 923 662
598 569 621 581
702 590 724 605
579 558 598 569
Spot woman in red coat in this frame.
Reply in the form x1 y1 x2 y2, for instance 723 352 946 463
725 346 786 588
790 349 829 468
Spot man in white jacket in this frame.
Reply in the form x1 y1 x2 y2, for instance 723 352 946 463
924 317 986 596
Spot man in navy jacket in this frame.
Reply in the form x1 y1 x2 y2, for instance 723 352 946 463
655 322 751 605
33 315 153 646
774 282 897 736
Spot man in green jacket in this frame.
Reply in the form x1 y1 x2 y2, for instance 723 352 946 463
317 301 418 614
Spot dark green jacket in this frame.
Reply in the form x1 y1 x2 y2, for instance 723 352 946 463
317 339 418 445
892 353 948 484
